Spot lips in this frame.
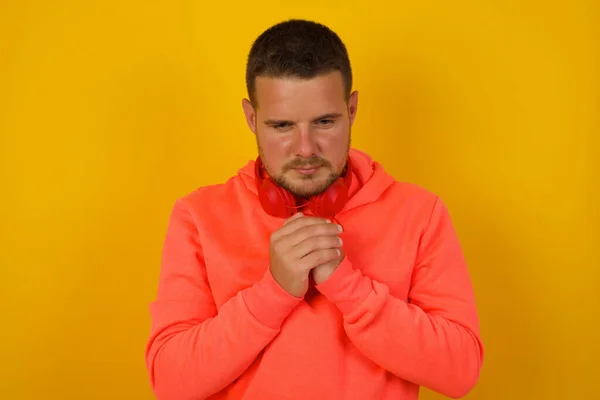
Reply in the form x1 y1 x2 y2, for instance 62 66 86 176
294 166 321 174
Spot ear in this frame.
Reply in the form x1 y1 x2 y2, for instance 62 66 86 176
348 90 359 126
241 98 257 134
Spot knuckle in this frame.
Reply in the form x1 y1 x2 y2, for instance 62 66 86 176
270 231 279 243
313 234 336 247
321 236 334 247
323 224 338 235
310 225 328 236
312 237 328 249
271 240 283 253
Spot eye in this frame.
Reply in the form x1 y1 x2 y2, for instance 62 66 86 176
273 122 292 130
316 119 334 127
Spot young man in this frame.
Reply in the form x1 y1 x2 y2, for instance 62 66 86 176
145 19 483 400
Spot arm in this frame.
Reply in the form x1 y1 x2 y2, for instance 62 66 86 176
145 199 303 400
315 197 484 399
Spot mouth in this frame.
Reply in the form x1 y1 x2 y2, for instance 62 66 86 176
293 165 322 175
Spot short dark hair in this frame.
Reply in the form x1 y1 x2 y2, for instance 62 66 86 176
245 19 353 107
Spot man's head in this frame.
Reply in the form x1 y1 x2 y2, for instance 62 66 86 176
242 19 358 198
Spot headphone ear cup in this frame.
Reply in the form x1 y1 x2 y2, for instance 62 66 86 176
310 178 349 217
258 178 297 218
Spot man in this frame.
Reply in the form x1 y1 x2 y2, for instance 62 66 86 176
145 19 483 400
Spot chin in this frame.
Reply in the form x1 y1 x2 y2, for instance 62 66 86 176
290 183 329 198
278 170 336 198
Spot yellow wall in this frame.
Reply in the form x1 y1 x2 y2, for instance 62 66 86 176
1 1 597 399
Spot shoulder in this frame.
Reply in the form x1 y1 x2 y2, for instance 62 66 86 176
175 174 254 218
184 174 246 201
387 180 440 208
382 180 456 232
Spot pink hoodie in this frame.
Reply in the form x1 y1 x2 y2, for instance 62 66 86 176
145 148 484 400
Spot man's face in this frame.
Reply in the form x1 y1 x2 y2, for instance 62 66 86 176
242 71 358 198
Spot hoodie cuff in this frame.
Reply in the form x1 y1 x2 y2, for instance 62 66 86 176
315 258 372 315
242 268 304 330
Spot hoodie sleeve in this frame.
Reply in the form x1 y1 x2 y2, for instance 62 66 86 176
145 199 303 400
315 196 484 399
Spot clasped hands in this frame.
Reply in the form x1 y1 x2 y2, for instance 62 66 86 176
269 212 345 298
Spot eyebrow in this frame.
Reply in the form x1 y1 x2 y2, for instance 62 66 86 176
263 112 343 126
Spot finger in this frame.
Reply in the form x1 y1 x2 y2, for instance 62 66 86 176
272 213 311 242
290 221 342 244
300 248 341 270
311 249 345 276
283 212 304 226
280 221 342 250
293 235 342 258
272 215 330 241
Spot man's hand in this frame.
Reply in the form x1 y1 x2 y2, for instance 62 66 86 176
311 246 345 285
269 212 343 297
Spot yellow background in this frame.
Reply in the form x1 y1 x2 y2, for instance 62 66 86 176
1 1 598 399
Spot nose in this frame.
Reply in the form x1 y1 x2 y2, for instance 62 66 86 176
292 124 318 158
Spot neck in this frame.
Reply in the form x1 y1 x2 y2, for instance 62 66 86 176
294 195 310 205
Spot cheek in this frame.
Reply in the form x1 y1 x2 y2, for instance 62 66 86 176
261 135 292 154
258 134 289 167
322 125 349 147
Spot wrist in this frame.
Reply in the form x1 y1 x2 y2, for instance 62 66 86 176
242 268 304 329
315 257 372 315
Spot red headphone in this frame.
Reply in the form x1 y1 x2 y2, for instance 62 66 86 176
254 156 352 219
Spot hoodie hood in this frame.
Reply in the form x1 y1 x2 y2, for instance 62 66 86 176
237 148 396 215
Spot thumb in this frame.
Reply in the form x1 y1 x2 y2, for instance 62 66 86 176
283 212 304 226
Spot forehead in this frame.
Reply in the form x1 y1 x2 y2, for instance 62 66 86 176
254 71 346 117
